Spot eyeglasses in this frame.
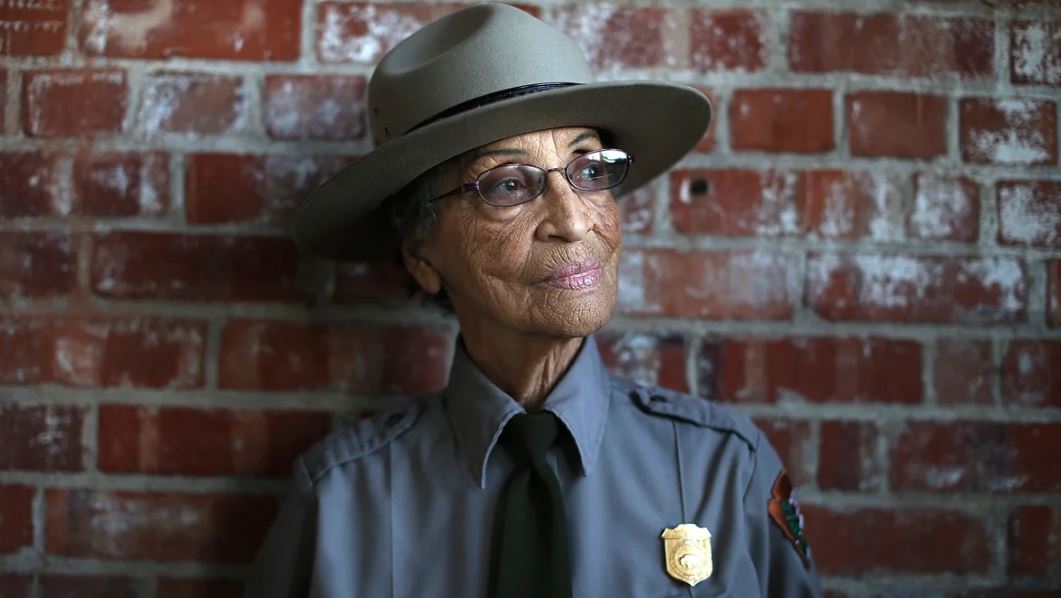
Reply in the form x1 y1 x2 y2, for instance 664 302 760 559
428 148 635 207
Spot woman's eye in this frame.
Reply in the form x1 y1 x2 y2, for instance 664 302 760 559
494 178 525 193
579 164 603 179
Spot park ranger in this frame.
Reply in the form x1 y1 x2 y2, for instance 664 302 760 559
246 3 823 597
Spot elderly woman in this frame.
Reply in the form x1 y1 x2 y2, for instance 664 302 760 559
247 4 822 598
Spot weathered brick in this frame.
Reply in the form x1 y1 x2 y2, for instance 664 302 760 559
908 174 980 242
138 72 245 136
0 403 85 471
1010 20 1061 86
689 10 766 73
789 12 994 79
935 338 993 404
0 150 64 217
891 421 1061 492
818 421 881 491
803 506 991 574
72 150 170 217
996 180 1061 248
0 231 77 299
219 319 450 393
91 231 301 302
596 332 687 392
618 249 793 320
704 337 921 404
0 0 69 55
0 485 34 553
45 489 277 563
98 404 332 477
0 68 6 127
618 178 658 234
846 91 947 158
0 316 206 389
333 258 418 304
39 574 139 598
1001 340 1061 408
264 75 367 141
80 0 300 60
669 169 805 237
550 5 667 70
1008 506 1061 576
157 577 246 598
803 170 906 241
316 2 465 64
752 418 812 486
960 98 1058 165
807 253 1027 324
1050 260 1061 327
0 574 31 597
185 153 351 224
729 89 834 153
22 69 127 137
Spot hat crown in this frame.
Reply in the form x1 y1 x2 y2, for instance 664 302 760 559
367 3 593 147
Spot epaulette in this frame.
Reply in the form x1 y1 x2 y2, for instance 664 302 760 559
618 378 760 451
300 397 427 485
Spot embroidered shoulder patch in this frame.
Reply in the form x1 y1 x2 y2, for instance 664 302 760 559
767 469 810 568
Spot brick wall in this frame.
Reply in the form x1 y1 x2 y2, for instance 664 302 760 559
1 0 1059 596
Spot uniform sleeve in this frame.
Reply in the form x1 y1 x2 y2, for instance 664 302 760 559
743 429 824 598
244 457 319 598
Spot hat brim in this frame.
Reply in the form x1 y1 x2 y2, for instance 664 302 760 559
293 81 712 261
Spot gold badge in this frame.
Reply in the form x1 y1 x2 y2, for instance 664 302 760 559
661 523 713 586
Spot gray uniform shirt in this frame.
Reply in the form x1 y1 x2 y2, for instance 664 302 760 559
245 334 823 597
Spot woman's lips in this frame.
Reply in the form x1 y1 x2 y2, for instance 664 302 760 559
540 259 602 290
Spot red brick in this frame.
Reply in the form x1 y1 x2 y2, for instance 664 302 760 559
1011 21 1061 86
219 319 450 393
332 259 418 304
730 89 834 153
752 418 812 486
803 170 906 241
138 72 244 136
0 574 31 597
264 75 367 141
0 69 6 127
908 174 980 242
618 178 657 235
1008 506 1061 576
807 253 1027 324
689 10 766 73
1002 340 1061 408
0 485 34 553
0 150 64 217
803 506 990 574
22 69 127 137
706 337 920 404
91 231 301 302
185 153 351 224
847 91 947 158
935 339 993 404
0 0 69 55
1050 260 1061 327
0 316 206 388
0 231 77 298
551 5 666 70
157 578 245 598
891 421 1061 492
597 332 688 393
73 150 170 217
98 404 332 477
46 489 276 562
39 574 138 598
691 86 718 153
997 180 1061 248
670 169 805 237
316 2 465 64
818 421 881 490
79 0 300 61
618 249 793 319
789 12 994 79
0 404 85 471
960 98 1058 165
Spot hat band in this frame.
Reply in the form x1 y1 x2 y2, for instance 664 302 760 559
403 82 580 134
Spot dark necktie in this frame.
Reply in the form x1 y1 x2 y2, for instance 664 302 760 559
490 411 573 598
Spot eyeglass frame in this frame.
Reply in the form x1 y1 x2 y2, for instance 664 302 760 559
426 147 635 207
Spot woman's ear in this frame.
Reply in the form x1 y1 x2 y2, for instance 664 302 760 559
400 238 442 295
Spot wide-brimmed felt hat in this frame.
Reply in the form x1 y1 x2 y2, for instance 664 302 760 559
294 2 712 262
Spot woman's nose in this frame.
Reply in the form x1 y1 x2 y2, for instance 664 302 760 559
534 171 594 243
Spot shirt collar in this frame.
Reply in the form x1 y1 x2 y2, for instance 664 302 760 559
443 333 612 489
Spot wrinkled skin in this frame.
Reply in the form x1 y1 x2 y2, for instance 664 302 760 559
401 126 623 409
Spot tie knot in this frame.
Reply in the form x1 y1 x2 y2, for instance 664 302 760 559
501 412 559 464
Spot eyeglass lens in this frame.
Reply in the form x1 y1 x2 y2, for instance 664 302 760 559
477 149 631 207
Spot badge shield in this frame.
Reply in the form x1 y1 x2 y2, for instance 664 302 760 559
661 524 713 586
